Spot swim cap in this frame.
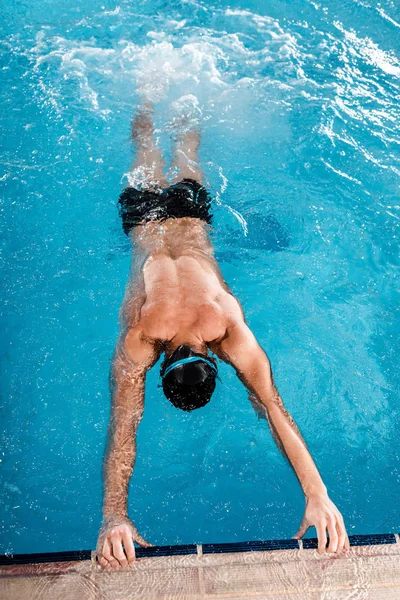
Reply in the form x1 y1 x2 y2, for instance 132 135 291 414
161 345 217 411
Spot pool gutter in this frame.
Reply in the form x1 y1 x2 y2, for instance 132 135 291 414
1 533 400 599
0 532 398 564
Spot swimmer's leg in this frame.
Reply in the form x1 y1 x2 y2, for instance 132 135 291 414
129 102 168 190
171 128 203 184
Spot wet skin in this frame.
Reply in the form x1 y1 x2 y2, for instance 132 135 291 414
96 215 350 570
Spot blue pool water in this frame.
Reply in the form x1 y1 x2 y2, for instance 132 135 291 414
1 0 399 554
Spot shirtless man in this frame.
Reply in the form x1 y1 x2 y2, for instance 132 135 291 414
96 102 349 569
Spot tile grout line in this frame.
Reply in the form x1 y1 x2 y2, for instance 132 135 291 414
197 545 205 599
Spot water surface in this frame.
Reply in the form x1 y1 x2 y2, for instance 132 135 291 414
1 0 399 553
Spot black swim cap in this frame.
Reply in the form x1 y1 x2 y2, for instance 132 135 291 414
161 345 217 411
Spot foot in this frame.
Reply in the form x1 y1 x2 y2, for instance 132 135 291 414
131 102 154 143
167 94 202 138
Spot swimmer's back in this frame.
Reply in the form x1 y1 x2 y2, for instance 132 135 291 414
125 218 244 343
131 217 214 260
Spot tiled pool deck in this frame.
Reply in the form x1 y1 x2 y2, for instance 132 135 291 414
1 533 400 599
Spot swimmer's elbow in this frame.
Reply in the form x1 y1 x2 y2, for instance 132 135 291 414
239 354 274 401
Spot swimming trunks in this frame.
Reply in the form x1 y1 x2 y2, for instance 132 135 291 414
118 178 213 235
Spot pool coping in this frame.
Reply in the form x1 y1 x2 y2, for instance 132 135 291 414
1 532 399 566
2 538 400 600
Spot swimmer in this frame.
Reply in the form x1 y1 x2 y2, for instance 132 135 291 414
96 101 350 569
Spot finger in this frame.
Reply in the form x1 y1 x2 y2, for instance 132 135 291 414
316 521 327 554
293 519 309 540
103 538 120 570
337 515 351 552
111 537 129 567
97 555 110 570
122 531 136 564
336 521 346 554
134 533 153 548
336 517 350 553
327 518 339 553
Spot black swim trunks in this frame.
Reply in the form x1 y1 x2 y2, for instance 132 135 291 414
118 178 213 235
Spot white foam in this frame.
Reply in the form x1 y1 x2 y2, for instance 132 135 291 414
28 6 311 121
334 21 400 77
376 7 400 30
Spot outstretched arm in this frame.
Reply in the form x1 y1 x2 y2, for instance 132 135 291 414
218 323 349 554
97 328 160 569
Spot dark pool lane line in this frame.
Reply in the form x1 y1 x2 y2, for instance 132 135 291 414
0 533 397 565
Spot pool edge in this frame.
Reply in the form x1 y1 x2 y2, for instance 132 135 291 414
1 531 399 566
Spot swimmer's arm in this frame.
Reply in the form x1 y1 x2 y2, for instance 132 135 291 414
218 324 326 495
97 329 160 568
218 323 349 554
102 345 148 520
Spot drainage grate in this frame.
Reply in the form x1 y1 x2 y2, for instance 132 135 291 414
302 533 397 550
135 544 197 558
203 539 299 554
0 550 91 566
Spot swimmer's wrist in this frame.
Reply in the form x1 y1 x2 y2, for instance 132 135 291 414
103 511 128 519
102 512 130 527
103 505 128 521
304 483 328 499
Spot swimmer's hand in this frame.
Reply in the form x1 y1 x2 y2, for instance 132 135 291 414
293 493 350 555
96 515 153 569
